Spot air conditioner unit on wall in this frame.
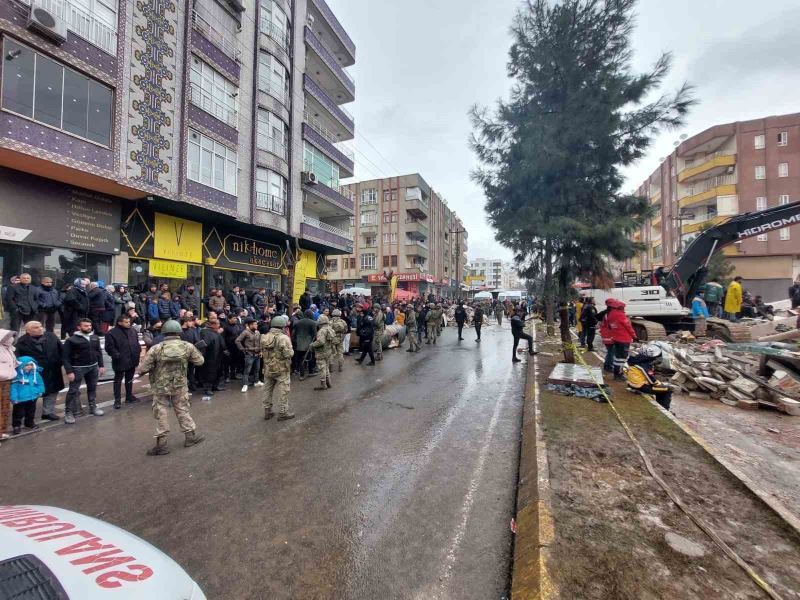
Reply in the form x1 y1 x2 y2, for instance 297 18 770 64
302 171 318 185
27 6 67 44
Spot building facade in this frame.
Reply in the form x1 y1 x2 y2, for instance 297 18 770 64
467 258 504 289
628 113 800 300
327 174 468 298
0 0 356 316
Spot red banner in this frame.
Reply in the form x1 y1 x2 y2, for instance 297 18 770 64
367 273 434 283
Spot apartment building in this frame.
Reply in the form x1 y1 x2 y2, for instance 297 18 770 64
0 0 356 312
467 258 504 289
327 174 469 298
628 112 800 300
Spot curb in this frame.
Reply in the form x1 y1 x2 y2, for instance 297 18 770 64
511 322 559 599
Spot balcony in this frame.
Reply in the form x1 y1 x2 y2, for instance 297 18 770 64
302 118 354 177
193 5 241 61
190 84 238 129
405 240 429 259
307 0 356 65
21 0 117 54
260 18 291 54
679 175 737 209
650 189 662 205
405 219 429 240
256 193 286 216
305 26 355 104
651 213 662 227
304 75 354 139
682 215 726 235
302 169 354 217
301 214 353 253
678 153 736 184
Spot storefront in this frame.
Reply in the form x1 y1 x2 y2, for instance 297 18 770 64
366 272 436 299
0 167 121 326
121 207 204 294
203 224 286 295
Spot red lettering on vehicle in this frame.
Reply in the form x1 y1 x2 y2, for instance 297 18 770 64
71 549 135 575
55 536 113 556
0 515 59 528
27 523 75 538
96 564 154 588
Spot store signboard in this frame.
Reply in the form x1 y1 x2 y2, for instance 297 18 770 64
367 273 434 283
223 235 282 271
154 213 203 263
293 249 317 303
150 259 188 279
0 167 120 253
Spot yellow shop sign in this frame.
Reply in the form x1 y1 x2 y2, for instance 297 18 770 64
154 213 202 263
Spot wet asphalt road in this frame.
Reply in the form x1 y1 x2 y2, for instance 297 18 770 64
0 322 525 599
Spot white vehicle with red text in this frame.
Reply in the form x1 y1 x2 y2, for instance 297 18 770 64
0 505 205 599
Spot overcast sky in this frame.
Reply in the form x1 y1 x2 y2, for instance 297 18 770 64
328 0 800 263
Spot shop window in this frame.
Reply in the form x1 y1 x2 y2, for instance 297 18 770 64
1 39 113 146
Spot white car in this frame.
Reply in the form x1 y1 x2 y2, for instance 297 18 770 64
0 505 205 599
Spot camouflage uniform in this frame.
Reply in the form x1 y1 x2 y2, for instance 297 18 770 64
261 323 294 418
311 316 338 389
426 303 439 344
494 303 504 325
138 335 205 446
373 308 385 361
330 315 348 373
434 304 444 337
405 308 419 352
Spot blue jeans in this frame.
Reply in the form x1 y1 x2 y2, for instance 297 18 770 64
243 354 262 385
603 344 614 371
726 312 738 322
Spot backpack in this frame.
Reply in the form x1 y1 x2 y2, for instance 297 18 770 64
263 333 286 376
158 340 190 366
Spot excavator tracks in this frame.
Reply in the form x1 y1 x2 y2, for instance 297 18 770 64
707 317 753 343
631 319 668 342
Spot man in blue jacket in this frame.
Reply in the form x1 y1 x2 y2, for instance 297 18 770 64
692 289 710 338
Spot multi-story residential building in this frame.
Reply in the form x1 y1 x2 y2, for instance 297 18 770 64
0 0 355 320
467 258 504 289
327 174 468 298
501 262 521 290
627 113 800 299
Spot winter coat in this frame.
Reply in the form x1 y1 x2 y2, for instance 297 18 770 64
7 283 39 317
228 291 247 311
235 328 261 355
692 296 710 319
311 324 337 359
15 332 64 394
180 290 200 314
208 295 226 314
63 286 89 318
196 326 223 381
604 300 636 344
358 314 375 342
580 304 599 329
105 325 141 371
10 356 45 404
510 314 525 336
454 306 467 324
62 332 104 373
0 329 19 381
169 300 182 319
252 293 267 313
222 322 244 353
88 287 106 314
156 298 172 320
724 281 743 314
37 285 62 312
102 290 115 323
293 317 318 352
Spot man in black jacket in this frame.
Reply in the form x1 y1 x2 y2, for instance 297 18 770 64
510 310 536 364
7 273 39 332
579 297 599 352
454 301 468 341
355 310 376 366
105 315 142 409
222 314 244 381
62 318 105 423
180 283 201 315
36 277 62 333
16 320 63 421
62 278 90 339
87 283 106 336
473 303 485 342
197 320 226 398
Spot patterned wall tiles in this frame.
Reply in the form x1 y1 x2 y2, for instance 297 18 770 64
192 31 240 81
187 104 238 146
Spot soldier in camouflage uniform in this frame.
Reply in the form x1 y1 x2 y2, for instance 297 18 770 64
311 315 337 390
260 315 294 421
330 309 348 373
434 303 444 337
138 320 206 456
426 303 439 344
373 305 385 361
405 304 420 352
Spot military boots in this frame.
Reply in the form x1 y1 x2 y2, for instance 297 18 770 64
146 436 170 456
184 430 206 447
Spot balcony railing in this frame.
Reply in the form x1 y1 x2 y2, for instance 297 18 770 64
190 84 238 128
193 5 242 61
258 77 290 107
304 26 355 95
680 174 737 199
260 17 291 52
302 214 353 241
303 75 354 134
258 134 288 161
303 112 355 161
22 0 117 54
309 0 356 58
256 193 286 216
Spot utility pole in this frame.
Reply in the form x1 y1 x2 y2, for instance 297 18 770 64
670 209 695 257
448 227 466 299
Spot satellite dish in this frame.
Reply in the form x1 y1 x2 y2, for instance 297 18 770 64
673 141 680 146
680 134 688 140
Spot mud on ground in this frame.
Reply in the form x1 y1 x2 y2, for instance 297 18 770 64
535 340 800 600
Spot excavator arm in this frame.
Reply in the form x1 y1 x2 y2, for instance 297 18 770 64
663 201 800 305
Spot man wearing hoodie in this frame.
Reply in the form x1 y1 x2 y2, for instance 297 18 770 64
62 318 105 423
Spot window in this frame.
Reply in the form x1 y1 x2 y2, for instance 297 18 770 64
754 134 765 149
363 235 376 246
326 259 338 271
303 142 340 189
780 195 791 240
360 254 376 270
190 57 238 127
755 165 766 180
349 258 356 269
383 211 397 223
188 129 237 194
756 197 767 241
257 109 288 159
382 255 390 268
1 39 113 146
653 244 662 260
258 51 289 105
260 0 290 49
382 232 397 244
778 131 788 147
779 163 789 178
361 189 378 205
391 255 398 267
255 167 286 214
361 212 377 226
383 189 398 202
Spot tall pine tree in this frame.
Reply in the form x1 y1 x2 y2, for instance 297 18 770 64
471 0 694 359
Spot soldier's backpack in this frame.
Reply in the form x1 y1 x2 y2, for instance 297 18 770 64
158 340 190 366
262 332 284 377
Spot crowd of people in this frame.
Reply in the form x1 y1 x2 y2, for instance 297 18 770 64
0 275 536 454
